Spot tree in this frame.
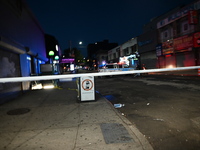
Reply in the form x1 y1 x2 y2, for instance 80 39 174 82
63 47 84 64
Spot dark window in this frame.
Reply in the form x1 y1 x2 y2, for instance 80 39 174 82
164 31 168 37
113 53 116 59
183 24 188 31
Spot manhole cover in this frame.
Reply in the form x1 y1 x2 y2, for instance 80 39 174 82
100 123 133 144
7 108 30 115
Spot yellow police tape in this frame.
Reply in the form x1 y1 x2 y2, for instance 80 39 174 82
67 88 78 92
54 86 78 92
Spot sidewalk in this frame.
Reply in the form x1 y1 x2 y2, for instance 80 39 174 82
0 80 153 150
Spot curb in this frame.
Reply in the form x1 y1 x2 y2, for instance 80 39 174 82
101 94 154 150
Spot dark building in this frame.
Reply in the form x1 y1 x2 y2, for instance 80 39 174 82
45 34 61 63
138 6 183 69
156 1 200 68
0 0 48 104
138 0 200 69
87 40 118 67
87 40 118 59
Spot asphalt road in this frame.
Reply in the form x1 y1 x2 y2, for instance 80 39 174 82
95 75 200 150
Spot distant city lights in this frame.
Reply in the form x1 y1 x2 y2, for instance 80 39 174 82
102 61 106 65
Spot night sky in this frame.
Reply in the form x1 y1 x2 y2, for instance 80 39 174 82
26 0 193 56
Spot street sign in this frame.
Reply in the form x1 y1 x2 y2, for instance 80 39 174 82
79 76 95 102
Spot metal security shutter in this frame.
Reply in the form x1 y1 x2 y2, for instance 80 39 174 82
140 51 157 69
176 52 195 67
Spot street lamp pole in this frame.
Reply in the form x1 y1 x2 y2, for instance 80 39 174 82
69 40 72 54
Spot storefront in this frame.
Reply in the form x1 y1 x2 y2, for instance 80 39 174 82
193 32 200 66
119 54 139 69
157 39 176 68
157 32 199 68
174 34 195 67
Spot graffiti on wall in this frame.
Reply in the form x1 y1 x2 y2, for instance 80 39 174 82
0 57 16 77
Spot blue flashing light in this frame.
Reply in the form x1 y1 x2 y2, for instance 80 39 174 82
102 61 106 65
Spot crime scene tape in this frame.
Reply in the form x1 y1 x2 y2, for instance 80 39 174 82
0 66 200 83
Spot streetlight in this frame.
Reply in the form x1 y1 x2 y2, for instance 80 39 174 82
48 50 54 64
49 50 54 56
54 55 59 60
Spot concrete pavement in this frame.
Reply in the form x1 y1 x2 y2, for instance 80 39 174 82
0 79 153 150
148 68 199 76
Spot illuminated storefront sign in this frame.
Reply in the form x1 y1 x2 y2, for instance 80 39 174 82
159 35 194 56
173 35 193 51
138 40 152 46
157 0 200 28
119 56 129 65
157 5 194 28
156 44 163 56
119 54 138 66
60 58 75 63
188 10 198 24
162 39 174 55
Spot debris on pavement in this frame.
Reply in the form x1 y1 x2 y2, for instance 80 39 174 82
114 103 125 108
153 118 164 121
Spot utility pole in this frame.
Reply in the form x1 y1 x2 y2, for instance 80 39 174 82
69 40 72 56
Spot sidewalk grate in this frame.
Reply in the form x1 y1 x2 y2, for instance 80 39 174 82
7 108 30 115
100 123 134 144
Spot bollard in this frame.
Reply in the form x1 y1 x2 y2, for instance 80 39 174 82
77 76 96 102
